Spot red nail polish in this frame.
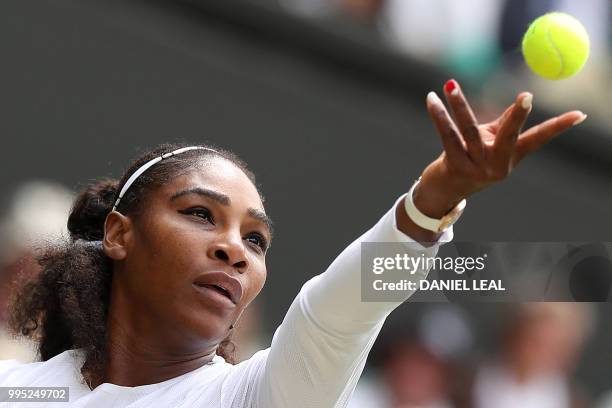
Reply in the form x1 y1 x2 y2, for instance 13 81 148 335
444 79 458 94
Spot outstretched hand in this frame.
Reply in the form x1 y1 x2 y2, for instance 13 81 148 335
398 79 586 243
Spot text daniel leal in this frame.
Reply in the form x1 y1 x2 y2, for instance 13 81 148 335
373 279 506 291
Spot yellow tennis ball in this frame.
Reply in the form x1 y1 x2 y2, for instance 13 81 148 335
522 12 590 80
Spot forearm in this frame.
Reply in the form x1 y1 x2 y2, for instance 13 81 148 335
304 194 448 332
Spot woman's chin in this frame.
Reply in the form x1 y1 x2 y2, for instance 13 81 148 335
185 308 235 342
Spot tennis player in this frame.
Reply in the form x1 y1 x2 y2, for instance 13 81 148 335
0 81 586 407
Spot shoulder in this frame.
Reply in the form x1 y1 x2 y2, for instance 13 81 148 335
229 348 270 375
216 349 271 406
198 348 271 385
0 349 85 388
0 358 42 385
0 359 23 375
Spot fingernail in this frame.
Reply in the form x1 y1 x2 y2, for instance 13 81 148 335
426 91 441 105
573 113 587 126
521 94 533 110
444 79 459 96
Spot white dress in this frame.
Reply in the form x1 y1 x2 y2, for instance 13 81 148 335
0 194 452 408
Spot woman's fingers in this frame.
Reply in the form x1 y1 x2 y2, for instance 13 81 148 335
426 91 470 165
493 92 533 164
512 111 587 166
443 79 485 165
486 104 514 134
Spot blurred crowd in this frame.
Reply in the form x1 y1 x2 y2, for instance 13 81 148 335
280 0 612 128
347 303 595 408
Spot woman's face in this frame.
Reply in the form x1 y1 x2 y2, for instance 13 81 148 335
112 157 271 350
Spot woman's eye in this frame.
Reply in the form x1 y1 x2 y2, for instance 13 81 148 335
245 233 268 253
181 207 214 223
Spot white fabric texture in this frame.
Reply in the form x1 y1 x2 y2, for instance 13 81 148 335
0 193 453 408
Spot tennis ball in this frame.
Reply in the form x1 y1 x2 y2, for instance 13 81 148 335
522 12 590 80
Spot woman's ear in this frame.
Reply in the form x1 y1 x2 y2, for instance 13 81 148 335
102 211 133 260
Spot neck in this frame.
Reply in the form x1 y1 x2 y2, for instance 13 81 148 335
103 334 217 388
100 281 218 388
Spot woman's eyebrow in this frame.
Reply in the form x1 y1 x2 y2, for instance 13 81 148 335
171 187 229 205
248 208 274 239
171 187 274 237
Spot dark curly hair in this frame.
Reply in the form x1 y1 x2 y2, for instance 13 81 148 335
8 142 262 389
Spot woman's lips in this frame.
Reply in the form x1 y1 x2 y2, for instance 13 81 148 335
192 283 237 308
193 271 243 305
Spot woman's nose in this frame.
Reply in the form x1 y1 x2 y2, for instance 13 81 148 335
208 232 248 271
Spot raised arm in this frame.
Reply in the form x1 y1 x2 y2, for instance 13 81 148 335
249 193 450 408
237 80 585 408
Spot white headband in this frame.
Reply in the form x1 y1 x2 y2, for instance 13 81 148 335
112 146 218 212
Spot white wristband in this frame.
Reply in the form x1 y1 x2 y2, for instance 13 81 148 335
404 177 466 233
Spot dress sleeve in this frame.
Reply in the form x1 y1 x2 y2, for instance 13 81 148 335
251 193 453 407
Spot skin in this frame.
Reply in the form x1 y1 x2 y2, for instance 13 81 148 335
98 81 584 387
101 157 271 387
